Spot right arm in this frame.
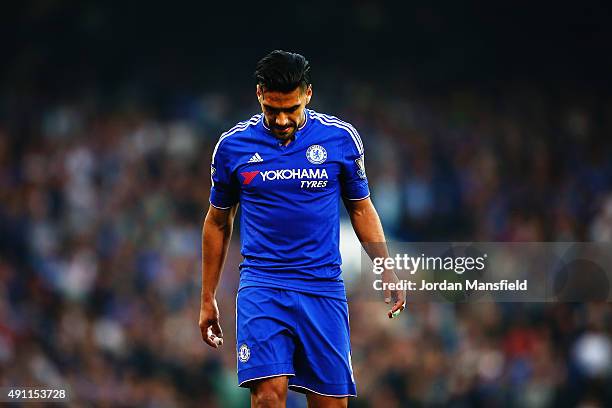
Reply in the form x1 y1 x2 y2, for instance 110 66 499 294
199 204 238 348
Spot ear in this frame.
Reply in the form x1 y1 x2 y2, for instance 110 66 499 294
256 85 263 102
305 85 312 104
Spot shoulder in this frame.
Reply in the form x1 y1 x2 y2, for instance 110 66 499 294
212 113 263 160
307 110 363 154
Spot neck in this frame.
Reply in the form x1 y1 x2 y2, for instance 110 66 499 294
297 111 306 128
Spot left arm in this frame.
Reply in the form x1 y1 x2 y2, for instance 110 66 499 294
344 197 406 318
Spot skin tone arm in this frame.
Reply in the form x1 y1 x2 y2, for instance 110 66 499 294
344 197 406 318
199 204 238 348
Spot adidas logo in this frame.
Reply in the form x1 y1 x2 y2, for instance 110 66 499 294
247 153 263 163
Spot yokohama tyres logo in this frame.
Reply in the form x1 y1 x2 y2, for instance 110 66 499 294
240 168 328 184
240 171 260 185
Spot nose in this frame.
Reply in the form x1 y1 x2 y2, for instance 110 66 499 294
275 113 289 127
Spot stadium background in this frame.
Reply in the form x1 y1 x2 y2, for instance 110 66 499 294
1 1 612 406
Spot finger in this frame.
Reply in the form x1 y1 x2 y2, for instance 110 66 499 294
206 330 222 348
391 299 406 313
202 326 219 348
390 288 406 305
208 323 223 347
388 300 406 319
212 321 223 338
199 323 208 341
211 322 223 346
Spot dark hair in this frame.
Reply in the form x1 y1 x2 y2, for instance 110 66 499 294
254 50 311 92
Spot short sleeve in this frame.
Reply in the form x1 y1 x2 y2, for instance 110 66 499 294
209 140 239 209
340 128 370 200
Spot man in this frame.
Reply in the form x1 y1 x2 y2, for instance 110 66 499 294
199 50 405 408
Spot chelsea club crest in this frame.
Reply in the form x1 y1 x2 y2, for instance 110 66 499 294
239 344 250 363
306 145 327 164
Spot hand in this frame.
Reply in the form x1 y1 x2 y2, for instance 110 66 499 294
199 297 224 348
382 269 406 319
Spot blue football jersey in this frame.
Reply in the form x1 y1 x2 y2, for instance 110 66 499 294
209 109 369 297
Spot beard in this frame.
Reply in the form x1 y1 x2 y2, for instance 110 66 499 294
272 124 297 141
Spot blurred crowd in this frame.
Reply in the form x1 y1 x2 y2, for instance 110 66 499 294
1 79 612 407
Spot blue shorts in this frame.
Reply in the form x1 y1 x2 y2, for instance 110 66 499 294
236 287 357 397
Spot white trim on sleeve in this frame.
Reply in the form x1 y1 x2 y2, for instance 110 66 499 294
343 193 371 201
209 200 233 210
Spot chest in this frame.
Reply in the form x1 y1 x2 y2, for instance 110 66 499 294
234 142 341 195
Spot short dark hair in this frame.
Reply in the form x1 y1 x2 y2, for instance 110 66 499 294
255 50 311 93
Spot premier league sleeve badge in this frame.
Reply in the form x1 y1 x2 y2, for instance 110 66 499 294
355 154 366 179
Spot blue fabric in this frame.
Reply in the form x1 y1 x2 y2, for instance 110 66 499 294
210 109 369 295
236 287 357 397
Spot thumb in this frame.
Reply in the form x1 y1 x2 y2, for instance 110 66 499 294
382 270 394 304
384 287 391 304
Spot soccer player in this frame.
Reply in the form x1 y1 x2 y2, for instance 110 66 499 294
199 50 405 408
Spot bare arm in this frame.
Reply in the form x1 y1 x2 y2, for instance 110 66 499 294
199 204 238 347
344 197 405 318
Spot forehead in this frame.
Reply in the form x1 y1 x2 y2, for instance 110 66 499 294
260 87 303 108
